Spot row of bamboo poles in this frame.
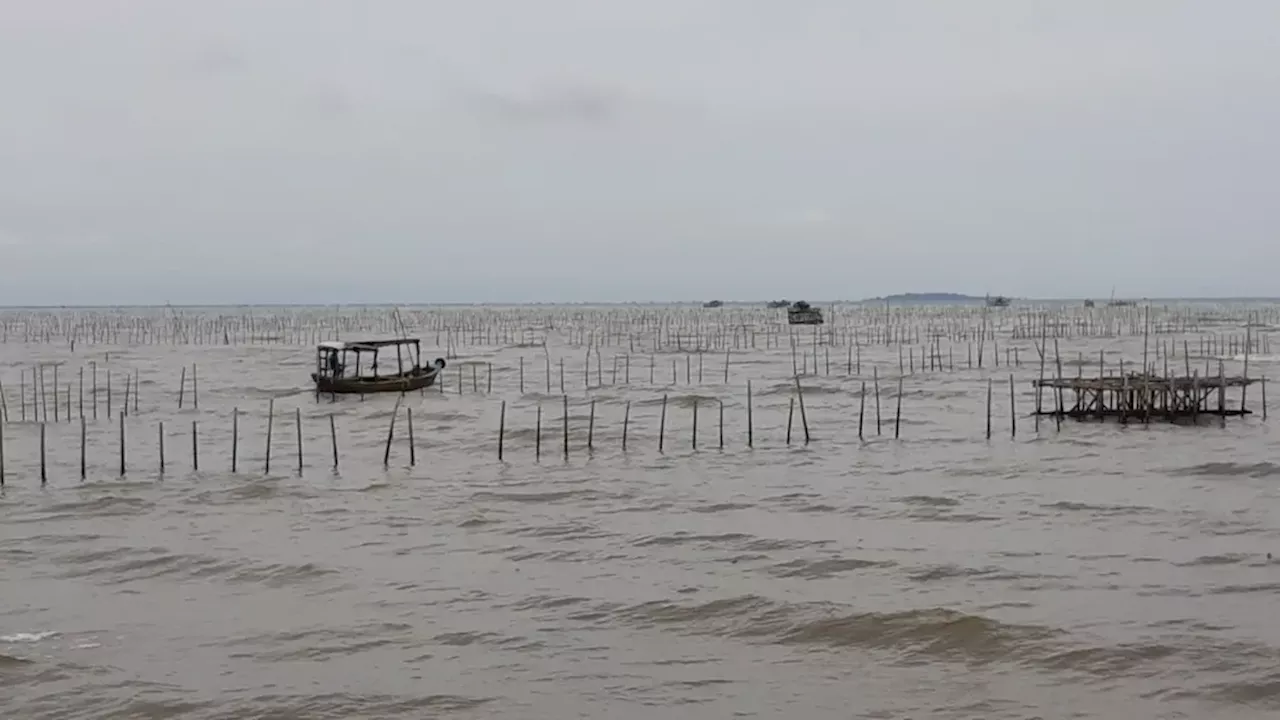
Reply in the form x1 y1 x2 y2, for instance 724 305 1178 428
0 323 1268 426
0 304 1275 353
4 364 1270 487
0 371 960 487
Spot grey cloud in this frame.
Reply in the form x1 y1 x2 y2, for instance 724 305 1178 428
0 0 1278 305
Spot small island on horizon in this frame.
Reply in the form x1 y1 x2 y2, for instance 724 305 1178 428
863 292 993 304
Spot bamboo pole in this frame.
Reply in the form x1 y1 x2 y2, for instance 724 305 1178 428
118 412 125 477
692 398 698 450
587 399 595 451
794 375 810 444
659 394 667 453
329 414 338 469
265 398 275 473
407 407 416 466
894 375 903 439
622 401 632 451
858 381 866 440
498 401 506 460
231 408 238 472
295 408 303 474
986 377 993 440
786 397 794 445
874 367 882 436
383 395 402 467
1009 374 1017 438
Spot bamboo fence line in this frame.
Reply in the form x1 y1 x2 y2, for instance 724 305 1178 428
0 304 1275 357
0 366 1268 486
1 322 1270 426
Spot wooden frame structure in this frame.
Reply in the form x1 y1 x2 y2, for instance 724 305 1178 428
1033 370 1262 424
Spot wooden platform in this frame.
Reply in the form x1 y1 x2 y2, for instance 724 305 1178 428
1031 372 1263 423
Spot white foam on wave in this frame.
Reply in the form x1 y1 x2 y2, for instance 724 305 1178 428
1 631 59 643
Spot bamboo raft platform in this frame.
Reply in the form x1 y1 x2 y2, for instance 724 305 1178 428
1032 372 1264 423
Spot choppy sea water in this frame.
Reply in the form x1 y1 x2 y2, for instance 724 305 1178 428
2 305 1279 719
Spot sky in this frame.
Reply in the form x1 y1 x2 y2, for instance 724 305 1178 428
1 0 1278 305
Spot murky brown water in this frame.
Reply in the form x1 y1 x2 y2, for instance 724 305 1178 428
2 305 1279 719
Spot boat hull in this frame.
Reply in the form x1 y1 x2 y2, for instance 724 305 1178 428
311 360 446 395
788 311 824 325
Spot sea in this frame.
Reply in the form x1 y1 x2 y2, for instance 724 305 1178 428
1 303 1278 719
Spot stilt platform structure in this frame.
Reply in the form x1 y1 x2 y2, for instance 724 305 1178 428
1033 370 1264 424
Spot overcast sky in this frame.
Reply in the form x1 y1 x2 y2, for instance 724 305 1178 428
1 1 1277 305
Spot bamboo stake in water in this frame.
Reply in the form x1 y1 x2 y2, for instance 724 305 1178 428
265 398 275 473
718 400 724 450
692 398 698 450
746 380 754 448
80 418 86 480
118 412 126 477
535 405 542 461
232 408 239 472
658 394 668 453
295 408 303 474
794 375 810 444
622 400 631 451
407 407 416 466
0 421 5 486
192 421 199 471
1010 374 1017 438
192 364 198 409
178 366 186 408
894 375 903 439
874 367 882 436
858 381 866 440
40 422 47 485
498 401 506 460
158 422 165 475
986 377 993 439
562 395 569 460
329 414 338 469
786 397 794 445
587 399 595 451
383 395 402 467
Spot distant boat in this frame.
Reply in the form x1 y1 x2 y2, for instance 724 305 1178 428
986 295 1011 307
703 300 724 308
311 337 446 395
766 299 789 309
787 301 824 325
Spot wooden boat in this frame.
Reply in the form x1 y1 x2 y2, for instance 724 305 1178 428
986 295 1011 307
311 338 446 395
786 301 824 325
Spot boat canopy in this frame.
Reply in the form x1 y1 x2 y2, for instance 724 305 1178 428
316 338 419 353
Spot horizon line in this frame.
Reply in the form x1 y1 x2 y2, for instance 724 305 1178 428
1 296 1279 310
